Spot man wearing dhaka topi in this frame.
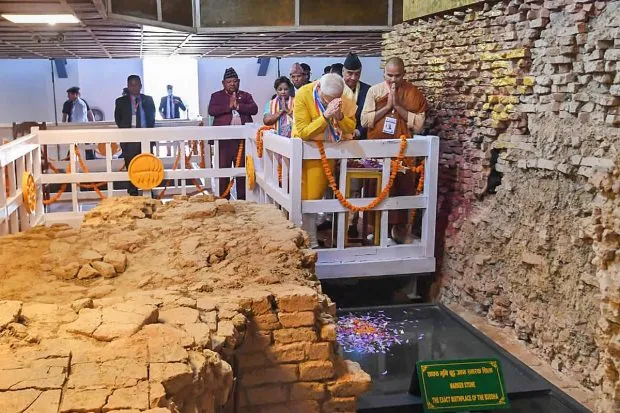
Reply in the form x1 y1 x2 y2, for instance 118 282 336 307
361 57 427 244
293 73 357 248
208 67 258 200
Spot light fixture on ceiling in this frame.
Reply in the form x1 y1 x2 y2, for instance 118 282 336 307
1 14 80 25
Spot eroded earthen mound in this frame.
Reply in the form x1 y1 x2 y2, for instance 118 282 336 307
0 196 370 413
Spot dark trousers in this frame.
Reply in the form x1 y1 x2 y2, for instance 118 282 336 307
389 168 417 225
218 139 245 200
120 142 155 195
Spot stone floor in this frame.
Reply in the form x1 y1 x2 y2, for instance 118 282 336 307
449 303 597 411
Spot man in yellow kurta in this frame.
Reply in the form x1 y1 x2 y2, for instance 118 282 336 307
292 73 357 248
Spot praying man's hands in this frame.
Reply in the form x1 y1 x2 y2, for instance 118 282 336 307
324 98 342 120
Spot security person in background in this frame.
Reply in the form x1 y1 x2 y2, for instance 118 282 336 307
159 84 186 119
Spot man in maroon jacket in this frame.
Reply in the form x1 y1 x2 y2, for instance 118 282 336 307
208 67 258 200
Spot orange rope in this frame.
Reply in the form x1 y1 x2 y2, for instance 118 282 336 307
73 148 106 199
317 135 408 212
43 162 69 205
157 148 183 200
199 140 206 168
43 147 131 205
219 142 244 199
277 162 283 186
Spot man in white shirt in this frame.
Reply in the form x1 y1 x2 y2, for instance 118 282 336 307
62 87 94 123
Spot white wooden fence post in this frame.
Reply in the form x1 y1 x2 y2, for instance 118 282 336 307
422 136 439 258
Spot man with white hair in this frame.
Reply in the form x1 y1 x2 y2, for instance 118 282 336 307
293 73 357 248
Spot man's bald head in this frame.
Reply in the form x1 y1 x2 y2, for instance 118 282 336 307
385 57 405 71
384 57 406 88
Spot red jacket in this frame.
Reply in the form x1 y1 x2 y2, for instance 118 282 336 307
208 89 258 126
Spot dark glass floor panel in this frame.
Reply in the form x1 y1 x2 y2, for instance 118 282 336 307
335 304 591 413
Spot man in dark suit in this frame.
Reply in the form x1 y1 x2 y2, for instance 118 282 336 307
208 67 258 200
114 74 156 196
343 52 371 140
159 85 186 119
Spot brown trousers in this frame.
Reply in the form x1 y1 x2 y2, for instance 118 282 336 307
218 139 245 200
389 168 417 225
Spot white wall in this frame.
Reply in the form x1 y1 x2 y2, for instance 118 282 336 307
0 59 56 123
142 57 199 120
0 58 142 124
198 57 383 123
0 56 383 126
77 59 142 122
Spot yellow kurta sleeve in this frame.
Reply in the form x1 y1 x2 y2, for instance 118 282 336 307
292 85 328 141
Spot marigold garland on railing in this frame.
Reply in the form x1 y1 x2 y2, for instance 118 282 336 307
316 135 409 213
218 141 244 199
255 125 273 159
408 159 426 224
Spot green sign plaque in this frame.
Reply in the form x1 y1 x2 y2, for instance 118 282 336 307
416 358 510 411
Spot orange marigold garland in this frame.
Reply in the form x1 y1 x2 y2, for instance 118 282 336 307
408 159 426 224
219 141 244 199
246 155 256 191
316 135 408 213
255 125 273 159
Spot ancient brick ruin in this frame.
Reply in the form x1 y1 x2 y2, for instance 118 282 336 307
0 197 370 413
383 0 619 412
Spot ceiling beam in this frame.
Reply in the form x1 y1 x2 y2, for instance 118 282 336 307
227 33 289 58
0 39 47 58
91 0 108 18
59 0 112 58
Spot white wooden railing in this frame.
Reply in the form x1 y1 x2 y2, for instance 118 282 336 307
246 131 439 279
35 125 250 226
1 124 439 279
0 133 44 235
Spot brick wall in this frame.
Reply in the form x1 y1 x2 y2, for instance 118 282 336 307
383 1 619 411
233 285 370 413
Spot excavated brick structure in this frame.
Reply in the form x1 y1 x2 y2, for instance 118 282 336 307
0 196 370 413
383 0 619 411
